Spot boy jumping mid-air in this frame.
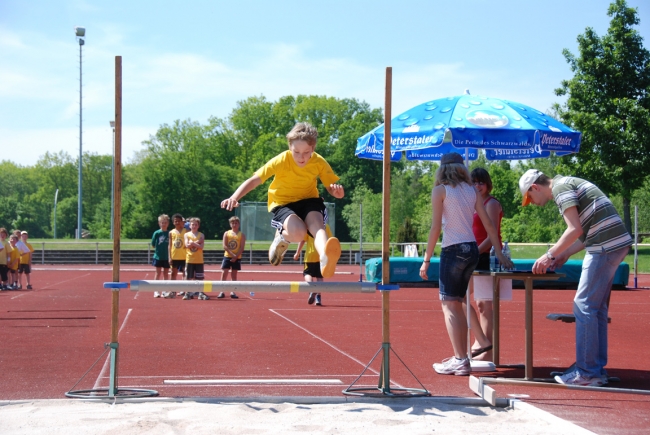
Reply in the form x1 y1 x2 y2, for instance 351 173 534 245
221 122 343 278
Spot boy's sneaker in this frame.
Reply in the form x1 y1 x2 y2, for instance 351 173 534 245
315 294 322 306
26 285 32 290
198 292 209 300
269 230 289 266
433 357 471 376
162 291 176 298
178 292 185 296
554 370 603 387
320 237 341 278
182 292 193 300
308 293 316 305
153 291 161 298
217 292 225 299
230 292 238 299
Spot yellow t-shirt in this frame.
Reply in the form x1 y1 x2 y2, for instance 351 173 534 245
224 230 243 259
0 240 9 266
20 242 34 264
169 228 188 260
254 150 340 211
303 225 333 263
9 246 20 271
185 231 204 264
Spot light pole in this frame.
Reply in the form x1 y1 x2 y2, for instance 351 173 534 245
53 189 59 239
110 120 115 239
75 26 85 239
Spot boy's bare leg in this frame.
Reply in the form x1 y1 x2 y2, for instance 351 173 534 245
305 212 327 255
26 272 31 286
19 271 24 288
221 269 229 281
282 215 308 242
305 212 340 278
163 268 169 280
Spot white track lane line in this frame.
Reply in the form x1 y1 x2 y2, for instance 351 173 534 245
164 379 343 385
92 308 133 390
11 272 92 299
269 309 405 389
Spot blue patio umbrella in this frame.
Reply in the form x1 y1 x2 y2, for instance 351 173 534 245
355 93 581 161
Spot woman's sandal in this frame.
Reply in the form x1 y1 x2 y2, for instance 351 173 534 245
471 345 493 358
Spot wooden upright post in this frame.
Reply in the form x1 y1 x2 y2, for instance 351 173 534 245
380 67 392 392
108 56 122 396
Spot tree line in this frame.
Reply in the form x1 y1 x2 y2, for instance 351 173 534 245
1 1 647 244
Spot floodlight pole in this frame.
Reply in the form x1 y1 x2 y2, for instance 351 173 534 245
53 189 59 239
76 29 85 239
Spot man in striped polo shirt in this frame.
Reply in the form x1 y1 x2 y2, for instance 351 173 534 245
519 169 632 387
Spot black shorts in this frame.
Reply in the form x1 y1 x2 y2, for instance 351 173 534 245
303 262 323 279
271 197 327 236
18 264 31 274
0 265 8 282
221 258 242 270
170 259 186 273
186 263 204 280
476 252 490 271
152 259 170 268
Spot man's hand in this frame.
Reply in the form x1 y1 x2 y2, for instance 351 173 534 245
532 254 553 274
549 252 569 271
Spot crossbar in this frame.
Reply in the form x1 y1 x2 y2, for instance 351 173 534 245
129 280 380 294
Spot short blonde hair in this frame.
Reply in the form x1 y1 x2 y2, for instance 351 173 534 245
435 162 471 187
229 216 240 224
189 217 201 225
158 214 170 222
286 122 318 147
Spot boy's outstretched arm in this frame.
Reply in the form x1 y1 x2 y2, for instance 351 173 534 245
325 183 345 199
221 175 262 211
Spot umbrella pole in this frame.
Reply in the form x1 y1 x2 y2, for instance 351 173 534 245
344 67 428 397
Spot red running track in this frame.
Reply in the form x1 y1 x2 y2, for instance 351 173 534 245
0 264 649 435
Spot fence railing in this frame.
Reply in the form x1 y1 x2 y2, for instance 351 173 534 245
31 241 648 266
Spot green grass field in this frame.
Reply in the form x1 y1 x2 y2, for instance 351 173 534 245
28 239 650 273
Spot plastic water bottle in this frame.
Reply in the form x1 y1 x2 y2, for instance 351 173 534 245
502 241 512 271
250 292 255 297
489 246 499 272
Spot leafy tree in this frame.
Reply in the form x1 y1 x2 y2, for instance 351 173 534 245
555 0 650 232
342 185 383 243
396 217 418 244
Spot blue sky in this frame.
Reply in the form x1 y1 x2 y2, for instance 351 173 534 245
1 0 648 167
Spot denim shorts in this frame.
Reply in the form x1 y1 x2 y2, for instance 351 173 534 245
439 242 479 302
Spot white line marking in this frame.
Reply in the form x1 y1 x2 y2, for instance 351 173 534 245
269 309 405 389
38 273 92 291
92 308 133 390
163 379 343 385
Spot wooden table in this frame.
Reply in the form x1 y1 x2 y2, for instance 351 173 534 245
472 270 564 380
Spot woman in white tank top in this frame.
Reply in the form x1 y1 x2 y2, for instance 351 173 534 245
419 153 512 376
